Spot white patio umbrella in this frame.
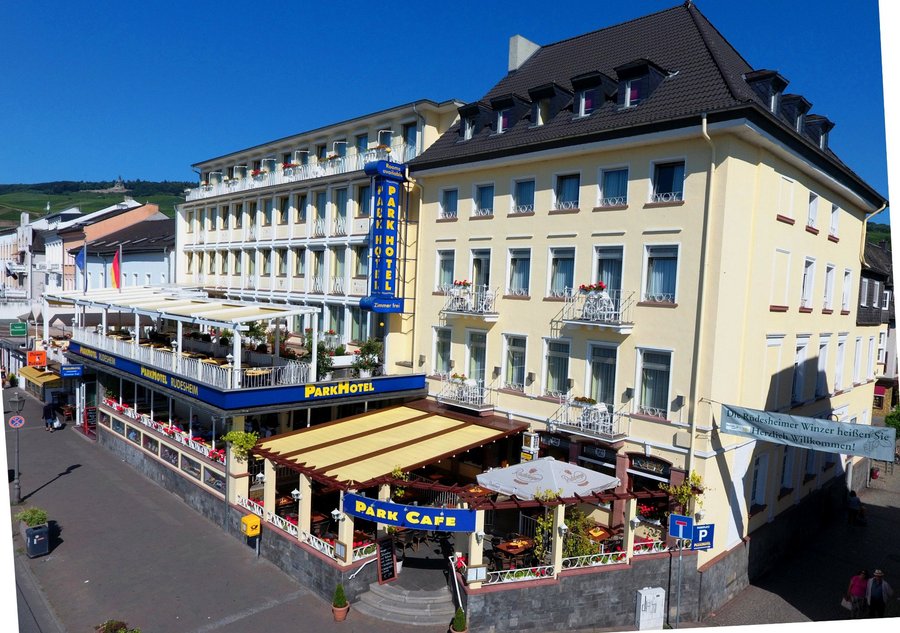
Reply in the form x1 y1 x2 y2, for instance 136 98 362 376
476 457 620 500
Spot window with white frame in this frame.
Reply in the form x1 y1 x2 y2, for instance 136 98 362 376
643 244 678 303
512 179 535 213
261 250 271 276
883 290 891 310
651 161 684 203
548 247 575 297
467 331 488 385
800 258 815 308
277 249 287 276
433 327 451 376
624 77 645 107
474 184 494 216
507 249 531 296
860 277 869 307
873 281 882 307
589 344 617 407
440 189 458 219
829 203 839 237
350 307 368 343
357 184 371 217
595 246 624 294
353 245 368 278
638 349 671 418
544 339 570 396
295 194 307 224
504 335 527 391
867 336 876 379
436 250 455 293
533 99 550 126
554 174 580 210
807 192 818 228
219 251 228 275
842 270 852 311
471 249 491 288
750 454 769 508
462 117 475 140
824 264 835 310
233 251 241 275
294 248 305 276
780 447 794 492
791 339 808 404
835 336 846 391
853 337 862 384
577 88 598 117
816 337 829 398
496 109 512 133
778 176 794 218
878 331 886 363
599 168 628 206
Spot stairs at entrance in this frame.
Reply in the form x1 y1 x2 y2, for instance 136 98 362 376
355 582 456 626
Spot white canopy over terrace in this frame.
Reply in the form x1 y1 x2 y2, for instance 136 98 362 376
476 457 620 500
43 286 320 376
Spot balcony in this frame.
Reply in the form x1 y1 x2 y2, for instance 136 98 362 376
548 401 629 441
440 285 498 322
560 290 635 334
72 327 310 390
186 143 417 202
436 377 494 413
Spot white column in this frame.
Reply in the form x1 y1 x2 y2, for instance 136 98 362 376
550 503 565 577
624 497 637 565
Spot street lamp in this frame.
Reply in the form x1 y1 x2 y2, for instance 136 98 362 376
9 391 26 504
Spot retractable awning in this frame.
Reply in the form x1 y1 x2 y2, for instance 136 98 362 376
254 402 527 489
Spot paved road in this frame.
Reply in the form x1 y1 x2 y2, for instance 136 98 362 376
705 457 900 626
5 387 443 633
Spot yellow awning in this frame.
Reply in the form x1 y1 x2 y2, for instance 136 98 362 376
255 404 523 488
19 366 64 386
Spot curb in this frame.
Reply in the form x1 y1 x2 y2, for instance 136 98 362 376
14 547 68 633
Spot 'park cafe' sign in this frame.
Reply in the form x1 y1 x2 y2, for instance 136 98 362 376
343 493 476 532
720 404 896 461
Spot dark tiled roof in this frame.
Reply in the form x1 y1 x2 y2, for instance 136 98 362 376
67 218 175 256
864 241 892 279
411 2 885 208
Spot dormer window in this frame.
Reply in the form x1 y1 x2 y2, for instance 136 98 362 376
463 117 476 140
577 88 597 117
533 99 550 126
497 109 512 133
624 78 645 107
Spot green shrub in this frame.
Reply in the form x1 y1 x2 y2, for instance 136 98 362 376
15 507 47 526
451 607 467 632
333 583 348 608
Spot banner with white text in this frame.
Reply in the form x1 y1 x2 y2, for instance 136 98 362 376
720 404 896 461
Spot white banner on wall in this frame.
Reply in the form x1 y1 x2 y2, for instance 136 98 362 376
720 404 896 461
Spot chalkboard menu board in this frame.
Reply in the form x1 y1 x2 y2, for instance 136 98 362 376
86 406 98 427
376 536 397 584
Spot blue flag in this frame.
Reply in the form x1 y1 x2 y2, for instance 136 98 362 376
74 245 86 270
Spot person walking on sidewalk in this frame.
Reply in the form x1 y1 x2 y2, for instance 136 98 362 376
847 491 862 526
847 569 868 618
866 569 894 617
43 402 55 433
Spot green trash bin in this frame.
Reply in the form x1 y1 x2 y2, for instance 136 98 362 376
25 525 49 558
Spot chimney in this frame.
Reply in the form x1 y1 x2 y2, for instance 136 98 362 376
509 35 539 72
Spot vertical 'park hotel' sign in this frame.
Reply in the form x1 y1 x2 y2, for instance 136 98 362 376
361 160 406 313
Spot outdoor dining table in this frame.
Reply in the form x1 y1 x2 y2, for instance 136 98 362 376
587 526 612 543
494 536 535 556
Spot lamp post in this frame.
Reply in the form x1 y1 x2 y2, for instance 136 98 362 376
9 391 26 504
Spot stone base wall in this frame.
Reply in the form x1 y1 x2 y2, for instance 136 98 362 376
98 427 378 605
465 552 700 633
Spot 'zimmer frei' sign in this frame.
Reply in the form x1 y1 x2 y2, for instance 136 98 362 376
343 493 476 532
361 160 406 313
720 404 896 461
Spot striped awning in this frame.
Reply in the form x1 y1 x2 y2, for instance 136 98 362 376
254 404 525 489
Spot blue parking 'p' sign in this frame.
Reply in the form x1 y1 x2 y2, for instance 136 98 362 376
668 513 693 540
691 524 715 550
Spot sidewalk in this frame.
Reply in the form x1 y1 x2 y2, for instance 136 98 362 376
5 387 445 633
704 458 900 625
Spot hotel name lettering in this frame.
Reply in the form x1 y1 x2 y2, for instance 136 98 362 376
138 366 199 396
79 347 117 365
371 181 399 294
305 380 375 399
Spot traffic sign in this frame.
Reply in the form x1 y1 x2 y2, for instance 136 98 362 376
668 513 694 540
8 415 25 429
9 322 27 337
691 524 715 550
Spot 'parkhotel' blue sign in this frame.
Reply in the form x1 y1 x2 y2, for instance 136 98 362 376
361 160 406 314
344 493 476 532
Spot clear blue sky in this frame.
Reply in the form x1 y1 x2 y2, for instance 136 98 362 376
0 0 890 218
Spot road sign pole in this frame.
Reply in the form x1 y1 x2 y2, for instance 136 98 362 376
675 539 683 629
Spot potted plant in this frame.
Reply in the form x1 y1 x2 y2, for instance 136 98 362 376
16 507 48 537
332 583 349 621
450 607 467 633
578 281 607 295
317 341 334 380
351 338 382 378
221 430 259 463
572 396 597 406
